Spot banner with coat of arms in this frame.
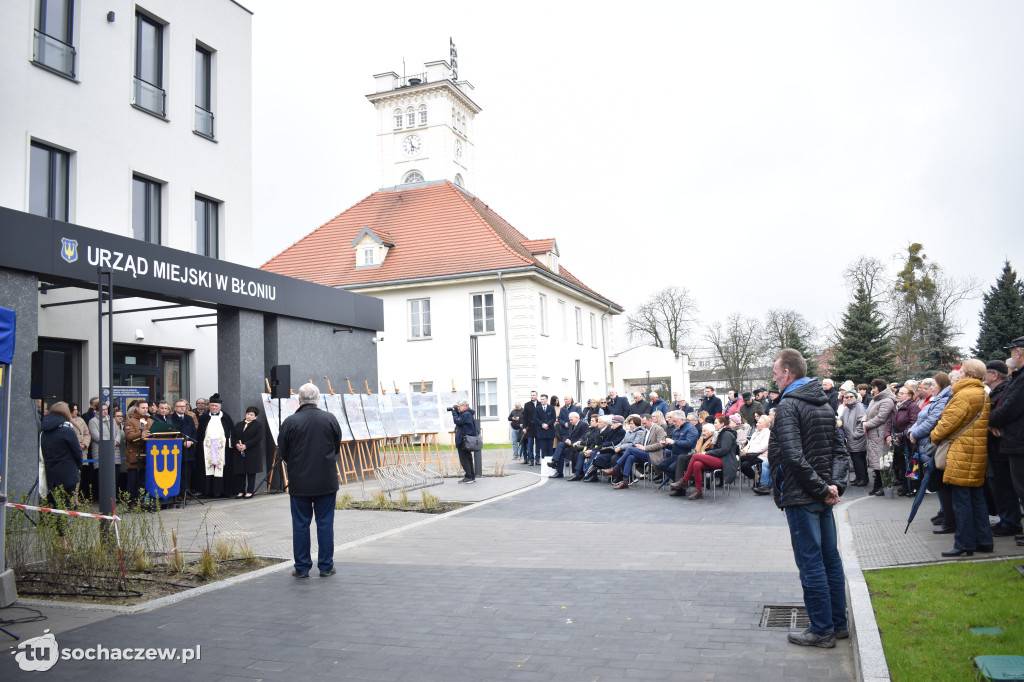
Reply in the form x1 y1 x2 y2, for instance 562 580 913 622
145 438 183 499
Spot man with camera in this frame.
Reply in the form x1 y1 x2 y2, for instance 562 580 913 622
453 400 479 483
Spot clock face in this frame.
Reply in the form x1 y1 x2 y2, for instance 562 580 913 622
454 139 463 160
402 134 423 157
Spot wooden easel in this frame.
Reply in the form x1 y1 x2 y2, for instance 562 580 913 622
339 441 358 484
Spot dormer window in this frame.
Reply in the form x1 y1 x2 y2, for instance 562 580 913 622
351 226 393 269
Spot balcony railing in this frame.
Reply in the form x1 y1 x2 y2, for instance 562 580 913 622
33 29 76 78
133 77 166 117
194 106 214 138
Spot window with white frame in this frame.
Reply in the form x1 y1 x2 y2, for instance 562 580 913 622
590 312 597 348
393 109 403 129
575 307 583 344
472 293 494 333
362 248 374 265
406 107 415 127
410 381 433 393
403 170 424 184
539 293 548 336
409 298 431 339
476 379 498 418
418 105 427 125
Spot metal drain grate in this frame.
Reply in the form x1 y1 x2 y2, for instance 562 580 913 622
760 605 809 629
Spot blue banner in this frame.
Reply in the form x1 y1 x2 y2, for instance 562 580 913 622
144 438 183 499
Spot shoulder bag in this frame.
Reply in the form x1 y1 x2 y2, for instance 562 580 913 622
933 399 986 470
463 434 483 452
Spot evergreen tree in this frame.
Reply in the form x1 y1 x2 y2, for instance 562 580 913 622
831 283 900 384
919 307 960 374
973 260 1024 360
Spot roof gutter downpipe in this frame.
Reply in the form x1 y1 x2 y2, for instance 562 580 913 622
498 271 513 429
600 301 612 392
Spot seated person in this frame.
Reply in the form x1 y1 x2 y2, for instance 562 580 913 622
571 416 622 481
603 413 667 489
567 414 603 480
671 415 736 499
599 415 646 480
586 416 628 475
670 422 714 494
739 414 771 481
657 411 700 482
548 411 588 478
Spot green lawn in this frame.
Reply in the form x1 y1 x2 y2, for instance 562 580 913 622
865 560 1024 681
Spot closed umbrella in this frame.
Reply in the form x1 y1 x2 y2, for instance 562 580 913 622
905 448 934 534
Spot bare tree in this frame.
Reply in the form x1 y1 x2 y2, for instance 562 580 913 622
843 256 890 305
763 309 817 353
626 286 698 353
706 314 768 391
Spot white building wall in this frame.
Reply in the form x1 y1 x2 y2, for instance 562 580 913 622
355 272 616 444
0 0 251 404
608 346 691 404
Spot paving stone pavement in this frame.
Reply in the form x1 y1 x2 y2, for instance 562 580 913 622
2 465 857 681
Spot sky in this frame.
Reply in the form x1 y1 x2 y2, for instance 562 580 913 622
248 1 1023 355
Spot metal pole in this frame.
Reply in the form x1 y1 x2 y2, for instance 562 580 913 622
0 359 15 608
469 335 481 476
97 269 116 519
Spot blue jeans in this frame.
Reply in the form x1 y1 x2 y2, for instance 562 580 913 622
760 460 772 488
524 436 536 463
290 493 336 575
950 485 994 551
784 502 847 635
615 446 651 478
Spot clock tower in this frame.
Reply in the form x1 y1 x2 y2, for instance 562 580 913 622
366 45 481 190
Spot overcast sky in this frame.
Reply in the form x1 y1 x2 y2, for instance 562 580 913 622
248 1 1023 355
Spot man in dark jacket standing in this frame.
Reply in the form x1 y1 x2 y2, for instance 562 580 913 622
700 386 723 423
769 349 850 648
521 391 538 465
454 401 478 484
989 337 1024 546
984 360 1019 537
279 382 341 578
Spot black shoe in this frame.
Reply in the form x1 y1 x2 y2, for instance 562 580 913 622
932 517 945 526
465 478 476 484
835 628 850 640
546 461 557 469
669 489 686 497
1016 534 1024 542
752 485 771 496
1017 539 1024 547
941 548 973 557
851 479 867 487
582 475 598 482
457 476 470 483
567 474 582 481
933 526 956 534
292 570 310 579
992 525 1022 537
320 568 336 577
976 545 993 553
549 472 564 479
787 628 836 648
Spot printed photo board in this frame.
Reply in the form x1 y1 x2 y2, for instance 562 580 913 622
376 394 401 438
410 392 444 434
343 393 372 441
388 393 416 435
359 393 387 439
443 390 470 430
323 393 354 442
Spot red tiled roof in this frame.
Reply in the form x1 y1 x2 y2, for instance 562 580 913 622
521 238 557 254
261 181 620 308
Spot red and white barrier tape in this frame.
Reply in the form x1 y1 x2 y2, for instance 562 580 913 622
3 501 121 522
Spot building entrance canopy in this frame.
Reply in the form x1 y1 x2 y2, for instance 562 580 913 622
0 207 383 331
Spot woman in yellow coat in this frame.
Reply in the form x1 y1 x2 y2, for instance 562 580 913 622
931 359 991 557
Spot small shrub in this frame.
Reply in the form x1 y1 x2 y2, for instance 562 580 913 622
493 453 507 477
197 546 216 579
214 538 235 561
421 490 440 509
335 493 354 510
132 547 153 572
371 491 392 510
399 489 409 508
238 539 258 563
167 531 185 574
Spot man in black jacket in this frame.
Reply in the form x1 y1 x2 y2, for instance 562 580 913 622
278 382 341 578
984 361 1019 537
989 337 1024 546
606 389 630 418
699 386 723 423
521 391 538 465
549 411 587 478
769 349 849 649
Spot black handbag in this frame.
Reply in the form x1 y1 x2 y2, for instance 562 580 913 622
463 435 483 451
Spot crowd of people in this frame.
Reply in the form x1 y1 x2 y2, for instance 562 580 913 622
506 336 1024 558
38 392 266 509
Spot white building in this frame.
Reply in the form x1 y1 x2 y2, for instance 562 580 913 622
608 346 691 405
0 0 253 404
262 55 622 444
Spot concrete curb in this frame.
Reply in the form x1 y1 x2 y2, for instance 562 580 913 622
17 471 547 616
837 496 891 682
